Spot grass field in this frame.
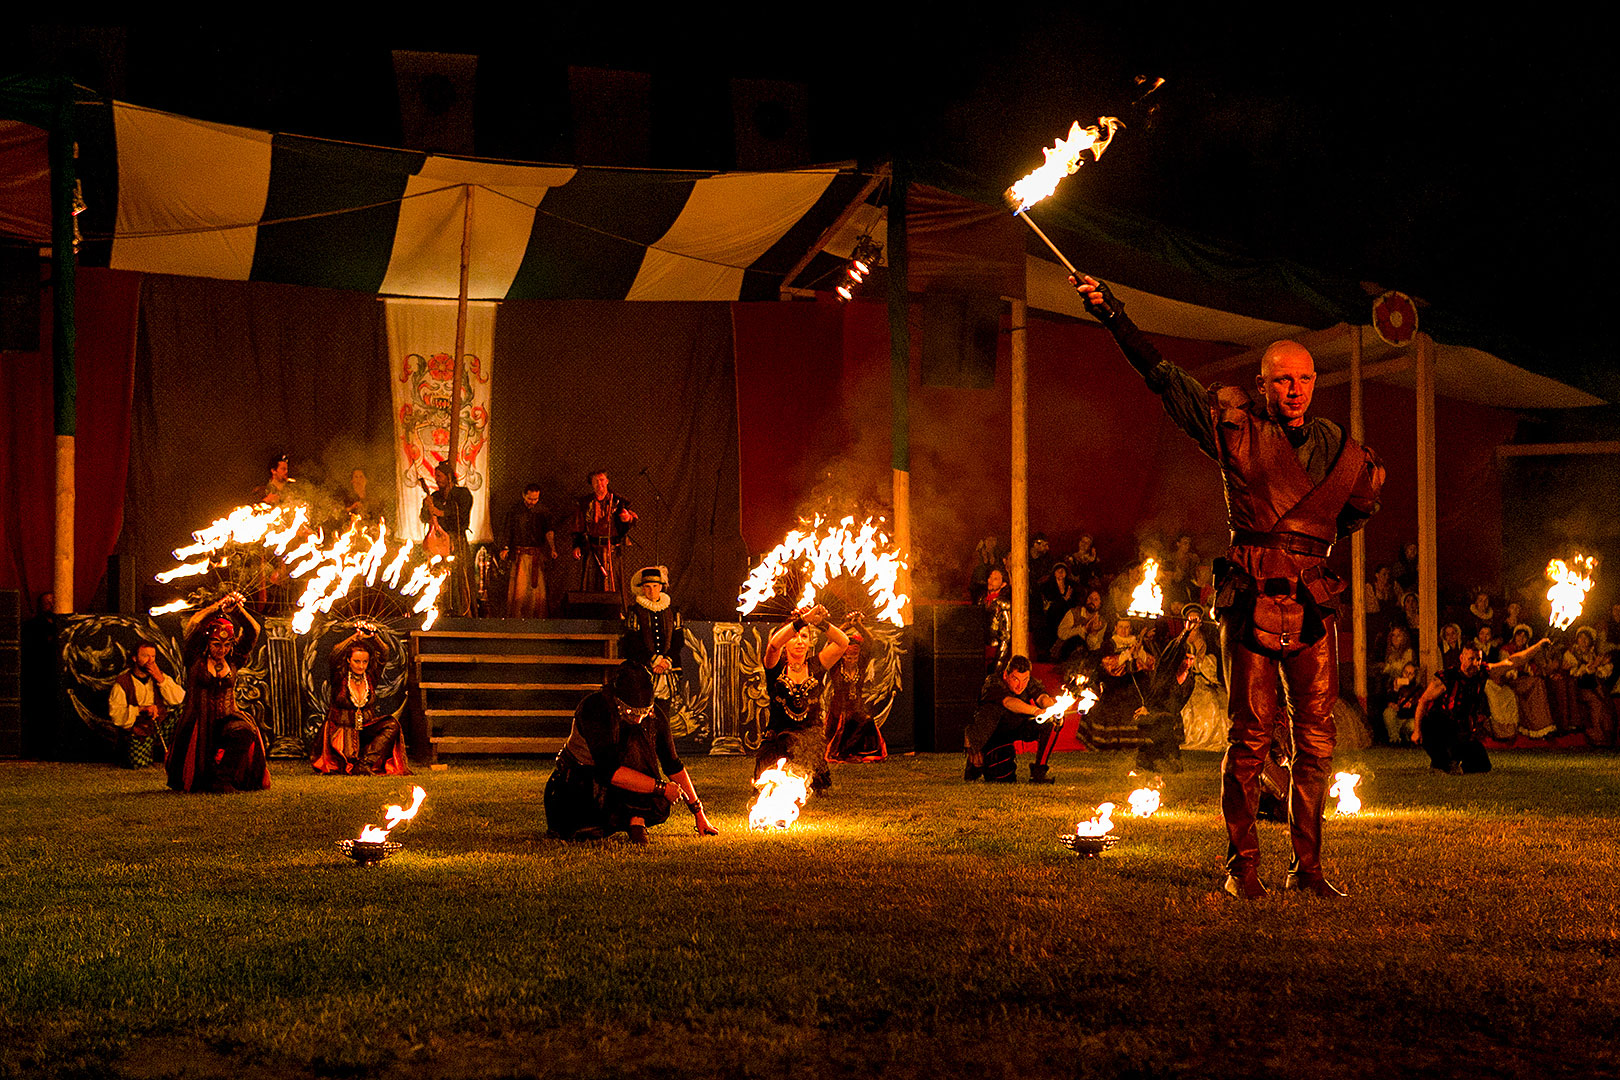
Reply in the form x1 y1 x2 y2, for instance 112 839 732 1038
2 748 1618 1079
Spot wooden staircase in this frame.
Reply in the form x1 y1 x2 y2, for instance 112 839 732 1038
410 618 620 755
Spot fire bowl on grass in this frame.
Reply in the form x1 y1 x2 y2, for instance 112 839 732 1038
1058 833 1121 858
336 838 401 866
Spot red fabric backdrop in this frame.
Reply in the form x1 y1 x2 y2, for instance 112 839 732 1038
0 267 140 609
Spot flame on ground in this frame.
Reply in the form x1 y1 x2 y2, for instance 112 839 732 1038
1126 558 1164 618
737 515 909 626
1074 802 1116 837
1127 787 1161 818
1007 117 1122 212
1546 555 1597 631
1329 772 1361 815
748 758 810 831
356 785 428 842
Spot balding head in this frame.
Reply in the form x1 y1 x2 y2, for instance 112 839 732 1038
1256 340 1317 426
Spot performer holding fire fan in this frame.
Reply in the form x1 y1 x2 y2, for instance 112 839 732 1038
1074 274 1384 899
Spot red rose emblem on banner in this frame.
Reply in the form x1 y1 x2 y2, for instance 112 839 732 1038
428 352 455 380
1372 291 1418 347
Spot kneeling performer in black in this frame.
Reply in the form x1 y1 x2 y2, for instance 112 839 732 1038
545 662 718 842
966 655 1061 783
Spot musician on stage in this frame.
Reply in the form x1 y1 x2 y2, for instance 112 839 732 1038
1073 273 1385 900
571 470 637 600
420 460 474 616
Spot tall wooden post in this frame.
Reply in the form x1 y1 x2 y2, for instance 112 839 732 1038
886 164 912 624
447 185 473 469
50 78 76 614
1349 325 1367 709
1415 333 1439 675
1008 298 1030 660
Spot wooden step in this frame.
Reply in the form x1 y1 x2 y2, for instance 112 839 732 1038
418 681 599 691
431 736 566 754
425 708 576 718
416 653 604 665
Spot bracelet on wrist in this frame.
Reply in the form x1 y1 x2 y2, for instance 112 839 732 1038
791 616 806 631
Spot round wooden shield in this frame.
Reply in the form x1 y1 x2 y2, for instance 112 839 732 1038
1372 290 1418 346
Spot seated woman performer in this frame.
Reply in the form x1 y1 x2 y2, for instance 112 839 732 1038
758 604 851 793
312 621 409 775
824 614 887 764
166 592 271 794
545 662 717 842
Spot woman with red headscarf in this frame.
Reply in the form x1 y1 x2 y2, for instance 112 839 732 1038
166 592 271 793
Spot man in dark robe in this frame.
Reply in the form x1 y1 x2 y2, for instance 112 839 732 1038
571 470 637 603
502 484 556 619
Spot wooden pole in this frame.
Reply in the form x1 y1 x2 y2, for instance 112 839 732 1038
1009 298 1030 661
1415 333 1439 676
886 164 912 625
1349 326 1368 711
50 77 76 614
447 185 473 472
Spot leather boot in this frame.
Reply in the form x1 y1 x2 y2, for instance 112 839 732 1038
1028 763 1054 784
1223 865 1267 900
1285 870 1346 898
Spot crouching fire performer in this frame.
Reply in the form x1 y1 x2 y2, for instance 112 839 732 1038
545 661 717 842
167 592 271 794
312 622 409 776
965 656 1061 783
1074 275 1384 899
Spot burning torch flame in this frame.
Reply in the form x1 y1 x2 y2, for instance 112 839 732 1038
357 785 427 842
148 599 194 616
748 758 810 831
1127 787 1161 818
737 515 909 626
1329 772 1361 816
1035 678 1099 724
155 559 212 584
1006 117 1122 212
1074 802 1116 838
1126 558 1164 618
1546 555 1597 632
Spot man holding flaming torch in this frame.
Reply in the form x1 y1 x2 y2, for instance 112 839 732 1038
965 656 1062 784
1073 276 1385 899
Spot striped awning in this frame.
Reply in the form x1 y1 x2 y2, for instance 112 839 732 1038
86 101 872 301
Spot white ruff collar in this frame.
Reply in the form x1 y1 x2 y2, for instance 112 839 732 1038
635 593 671 612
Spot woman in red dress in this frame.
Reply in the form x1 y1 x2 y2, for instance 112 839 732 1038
166 592 271 794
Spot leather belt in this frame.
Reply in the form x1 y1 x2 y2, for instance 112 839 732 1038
1230 530 1332 559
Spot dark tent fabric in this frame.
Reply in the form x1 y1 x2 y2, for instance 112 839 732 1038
124 276 394 612
488 300 747 620
0 268 139 606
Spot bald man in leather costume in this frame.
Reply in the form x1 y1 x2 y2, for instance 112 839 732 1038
1074 275 1385 899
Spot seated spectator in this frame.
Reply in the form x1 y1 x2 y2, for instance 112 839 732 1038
1380 626 1416 696
1028 533 1054 592
107 642 184 769
1054 588 1107 661
1466 589 1496 639
1037 563 1077 655
1469 622 1519 739
965 656 1060 784
969 536 1004 604
1439 623 1464 672
1382 662 1423 745
1367 564 1398 613
1563 628 1616 747
1395 541 1419 594
1067 535 1099 582
1178 606 1228 753
1500 599 1534 645
1398 591 1421 634
1503 624 1557 739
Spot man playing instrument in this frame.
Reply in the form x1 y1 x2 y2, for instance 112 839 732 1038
571 470 637 602
1073 274 1385 899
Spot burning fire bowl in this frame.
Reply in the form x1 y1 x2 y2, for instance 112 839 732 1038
336 839 401 865
1059 833 1121 858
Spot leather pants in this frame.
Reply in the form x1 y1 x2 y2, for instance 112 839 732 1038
1219 614 1338 877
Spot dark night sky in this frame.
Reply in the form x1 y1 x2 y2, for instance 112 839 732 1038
17 15 1615 387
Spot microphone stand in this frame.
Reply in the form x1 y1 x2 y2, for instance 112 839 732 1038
637 467 667 569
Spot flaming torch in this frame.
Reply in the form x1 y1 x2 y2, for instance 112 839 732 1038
1035 677 1099 724
1329 772 1361 816
749 758 811 831
338 785 427 865
1004 117 1121 277
1126 558 1164 619
1546 555 1597 632
738 515 909 627
1127 785 1161 818
1059 802 1121 857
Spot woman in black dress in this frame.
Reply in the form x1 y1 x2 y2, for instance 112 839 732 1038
824 616 887 764
757 604 850 793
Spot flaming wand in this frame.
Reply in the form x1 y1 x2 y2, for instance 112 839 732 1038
1004 117 1121 276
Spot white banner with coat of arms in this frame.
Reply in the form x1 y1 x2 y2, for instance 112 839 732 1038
384 298 497 545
